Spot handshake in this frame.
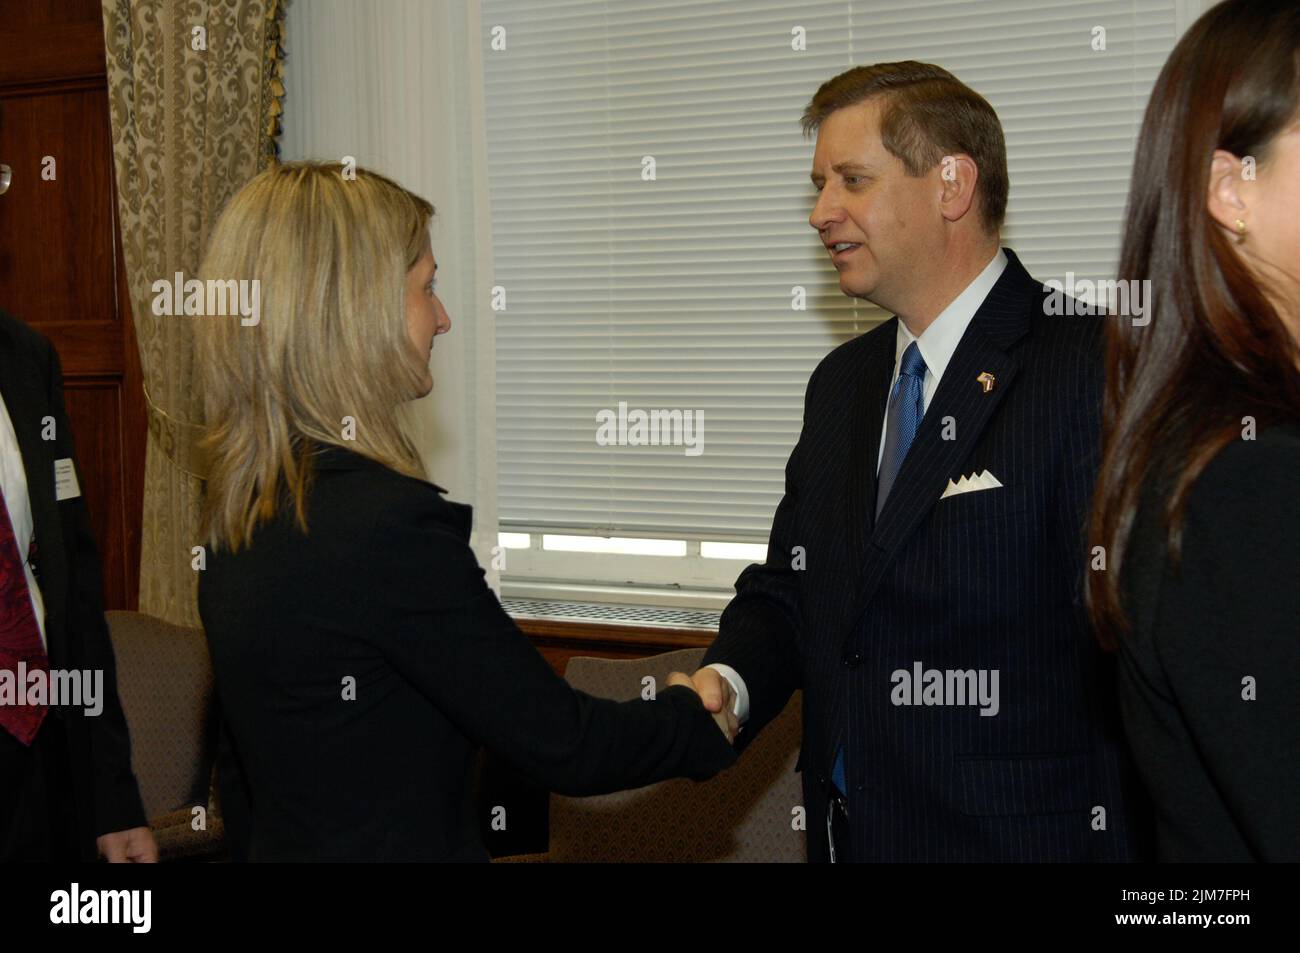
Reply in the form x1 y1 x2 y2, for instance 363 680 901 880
667 668 739 744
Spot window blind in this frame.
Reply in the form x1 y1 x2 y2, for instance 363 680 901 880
483 0 1179 539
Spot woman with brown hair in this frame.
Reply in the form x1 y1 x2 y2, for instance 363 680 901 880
1088 0 1300 861
194 162 736 861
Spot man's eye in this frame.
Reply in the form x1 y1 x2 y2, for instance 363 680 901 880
426 279 438 295
844 176 862 186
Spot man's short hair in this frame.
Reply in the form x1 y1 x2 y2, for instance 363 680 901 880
802 61 1008 233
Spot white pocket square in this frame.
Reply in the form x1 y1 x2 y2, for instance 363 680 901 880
940 470 1003 500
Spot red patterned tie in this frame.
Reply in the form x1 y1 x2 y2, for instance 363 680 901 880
0 491 48 745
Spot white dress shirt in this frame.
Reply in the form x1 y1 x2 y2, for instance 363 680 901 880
0 392 48 648
709 249 1008 726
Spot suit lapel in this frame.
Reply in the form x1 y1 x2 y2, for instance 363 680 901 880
845 248 1036 631
0 325 67 661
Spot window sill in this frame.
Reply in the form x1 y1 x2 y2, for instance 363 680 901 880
502 591 720 674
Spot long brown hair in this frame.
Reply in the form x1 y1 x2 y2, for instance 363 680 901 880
1087 0 1300 646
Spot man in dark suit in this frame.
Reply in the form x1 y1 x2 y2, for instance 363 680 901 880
0 309 156 862
671 62 1149 861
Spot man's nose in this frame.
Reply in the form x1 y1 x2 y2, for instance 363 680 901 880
809 190 841 232
435 297 452 334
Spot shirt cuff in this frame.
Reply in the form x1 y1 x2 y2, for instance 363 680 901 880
704 663 750 725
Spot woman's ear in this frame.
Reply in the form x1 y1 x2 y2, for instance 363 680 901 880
1206 149 1249 240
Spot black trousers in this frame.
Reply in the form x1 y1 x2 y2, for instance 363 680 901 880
0 713 81 861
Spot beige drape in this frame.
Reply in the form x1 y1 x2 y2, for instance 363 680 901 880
102 0 285 624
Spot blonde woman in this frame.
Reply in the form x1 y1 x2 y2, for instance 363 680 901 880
195 162 736 862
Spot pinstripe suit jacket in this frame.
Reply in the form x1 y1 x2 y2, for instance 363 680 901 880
703 248 1151 861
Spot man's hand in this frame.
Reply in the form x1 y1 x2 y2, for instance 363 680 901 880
667 668 738 744
97 826 158 863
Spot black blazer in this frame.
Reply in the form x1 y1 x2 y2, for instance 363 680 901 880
1119 423 1300 861
703 249 1150 861
0 311 146 858
198 445 736 862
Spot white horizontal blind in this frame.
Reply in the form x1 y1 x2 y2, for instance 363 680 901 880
484 0 1178 540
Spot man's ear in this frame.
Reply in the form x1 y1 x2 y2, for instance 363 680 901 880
936 153 980 224
1206 149 1249 238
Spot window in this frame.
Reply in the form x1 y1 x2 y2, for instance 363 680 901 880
482 0 1181 602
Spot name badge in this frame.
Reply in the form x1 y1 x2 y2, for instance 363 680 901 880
54 458 81 501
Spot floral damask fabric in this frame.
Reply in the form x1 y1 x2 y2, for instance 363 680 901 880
102 0 285 625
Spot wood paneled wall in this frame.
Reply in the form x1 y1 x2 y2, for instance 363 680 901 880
0 0 145 609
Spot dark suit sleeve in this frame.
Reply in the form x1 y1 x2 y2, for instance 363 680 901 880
699 364 819 750
359 494 737 797
1150 432 1300 859
1055 319 1103 595
44 341 147 836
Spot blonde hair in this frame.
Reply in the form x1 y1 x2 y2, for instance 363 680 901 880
196 161 435 552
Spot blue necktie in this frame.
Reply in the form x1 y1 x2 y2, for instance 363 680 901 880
832 341 927 797
875 341 928 517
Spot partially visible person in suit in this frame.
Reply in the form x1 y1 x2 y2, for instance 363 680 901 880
0 309 156 862
1088 0 1300 862
673 62 1150 862
194 162 737 862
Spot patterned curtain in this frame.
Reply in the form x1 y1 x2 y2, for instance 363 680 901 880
102 0 285 625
